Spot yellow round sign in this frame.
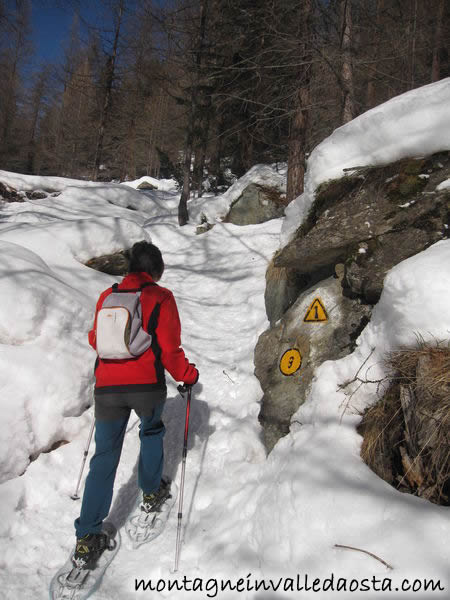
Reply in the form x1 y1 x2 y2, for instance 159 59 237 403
279 348 302 376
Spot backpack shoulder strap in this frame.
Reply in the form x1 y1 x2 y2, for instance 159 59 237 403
140 282 156 291
109 282 156 294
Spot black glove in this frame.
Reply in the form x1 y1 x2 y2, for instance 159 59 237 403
177 383 191 396
178 369 199 395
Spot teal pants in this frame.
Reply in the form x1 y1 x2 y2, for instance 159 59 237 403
74 402 165 538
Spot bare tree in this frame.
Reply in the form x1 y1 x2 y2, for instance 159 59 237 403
177 0 209 225
286 0 313 203
431 0 446 82
0 0 33 167
366 0 384 109
26 65 51 173
340 0 355 122
92 0 124 180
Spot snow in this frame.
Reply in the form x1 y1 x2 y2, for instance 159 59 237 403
0 170 105 192
121 175 178 192
436 178 450 191
281 77 450 245
188 163 287 224
1 80 449 599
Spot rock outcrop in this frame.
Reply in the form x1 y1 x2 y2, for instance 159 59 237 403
255 275 371 451
255 152 450 451
85 251 129 275
137 180 157 190
275 154 450 303
0 182 26 202
224 183 287 226
0 181 61 203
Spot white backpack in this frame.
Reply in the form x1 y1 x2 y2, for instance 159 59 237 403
96 283 153 360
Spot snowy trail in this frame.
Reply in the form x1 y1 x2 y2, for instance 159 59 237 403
105 222 280 598
1 196 449 600
100 218 282 597
0 201 281 599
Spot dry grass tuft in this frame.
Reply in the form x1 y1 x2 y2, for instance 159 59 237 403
358 341 450 506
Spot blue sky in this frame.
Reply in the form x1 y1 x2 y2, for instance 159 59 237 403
31 2 103 64
31 1 167 65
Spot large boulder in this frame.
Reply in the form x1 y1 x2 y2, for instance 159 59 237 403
256 152 450 452
255 275 371 452
85 251 129 275
264 259 333 326
224 183 287 225
0 181 25 203
137 180 157 190
275 153 450 303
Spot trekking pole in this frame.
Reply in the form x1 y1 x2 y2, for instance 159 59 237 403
71 415 95 500
174 384 192 572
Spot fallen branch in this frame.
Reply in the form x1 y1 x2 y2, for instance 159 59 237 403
222 370 235 384
334 544 393 570
337 349 386 421
337 348 383 392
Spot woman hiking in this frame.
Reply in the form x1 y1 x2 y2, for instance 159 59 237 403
73 241 198 569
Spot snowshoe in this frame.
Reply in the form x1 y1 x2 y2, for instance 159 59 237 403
125 478 177 549
49 521 120 600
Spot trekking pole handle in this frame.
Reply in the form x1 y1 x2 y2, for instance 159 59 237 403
177 383 192 396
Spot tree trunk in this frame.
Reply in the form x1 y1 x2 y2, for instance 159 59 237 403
241 126 254 173
92 0 123 181
178 125 193 225
193 92 212 197
26 69 48 173
1 9 28 161
409 0 418 90
209 118 223 192
340 0 355 123
431 0 445 82
69 89 83 177
366 0 384 109
286 86 309 202
178 0 209 225
286 0 312 203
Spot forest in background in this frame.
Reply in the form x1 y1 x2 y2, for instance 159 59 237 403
0 0 449 223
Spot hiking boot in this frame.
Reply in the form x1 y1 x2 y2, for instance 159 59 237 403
72 532 109 570
141 478 171 514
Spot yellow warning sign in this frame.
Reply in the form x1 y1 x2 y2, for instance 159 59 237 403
303 297 328 322
279 348 302 376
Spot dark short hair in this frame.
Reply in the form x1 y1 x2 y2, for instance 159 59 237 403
128 241 164 278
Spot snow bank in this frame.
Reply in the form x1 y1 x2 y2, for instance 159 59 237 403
249 240 450 593
0 217 149 268
188 163 287 224
0 175 153 484
0 240 93 482
121 175 178 192
282 78 450 245
0 170 164 220
0 170 104 192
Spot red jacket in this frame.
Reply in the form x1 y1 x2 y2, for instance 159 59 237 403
89 272 198 391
